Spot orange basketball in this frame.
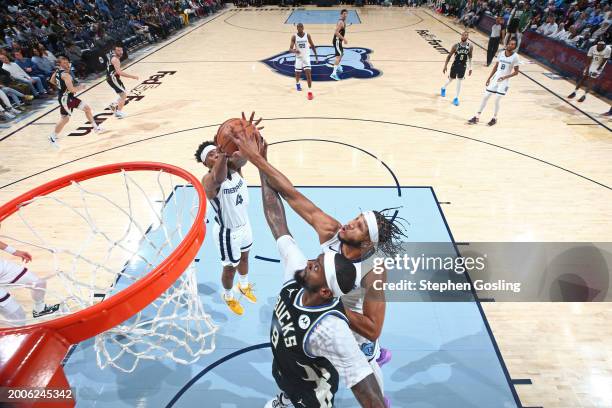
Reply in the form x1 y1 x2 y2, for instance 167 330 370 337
214 118 261 155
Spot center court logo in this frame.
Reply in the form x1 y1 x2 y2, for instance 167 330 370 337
262 46 381 81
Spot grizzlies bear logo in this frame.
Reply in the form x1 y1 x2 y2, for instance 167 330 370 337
262 46 381 81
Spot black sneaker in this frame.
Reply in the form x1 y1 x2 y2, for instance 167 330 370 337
33 303 60 318
577 95 586 102
487 118 497 126
467 116 479 125
567 92 576 99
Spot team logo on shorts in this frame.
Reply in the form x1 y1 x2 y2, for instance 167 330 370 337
262 46 381 81
360 341 375 357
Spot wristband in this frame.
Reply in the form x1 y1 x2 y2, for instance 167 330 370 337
4 245 16 255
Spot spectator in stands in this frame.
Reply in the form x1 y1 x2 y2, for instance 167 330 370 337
0 54 47 97
537 15 558 36
37 44 57 67
550 23 571 40
1 85 32 107
31 48 56 74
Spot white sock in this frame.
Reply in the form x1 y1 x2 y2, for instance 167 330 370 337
238 274 249 288
443 78 453 89
223 288 234 300
493 95 502 118
455 79 462 98
332 65 338 75
33 301 45 313
477 93 492 117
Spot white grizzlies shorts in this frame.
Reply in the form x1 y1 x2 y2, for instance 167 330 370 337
213 222 253 267
486 75 510 96
294 54 311 71
353 331 381 362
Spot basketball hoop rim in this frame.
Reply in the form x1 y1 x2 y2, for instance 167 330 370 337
0 162 207 345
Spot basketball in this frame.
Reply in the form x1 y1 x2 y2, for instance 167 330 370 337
214 118 261 154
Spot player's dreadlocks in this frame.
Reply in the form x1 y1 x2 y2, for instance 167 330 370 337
373 207 409 257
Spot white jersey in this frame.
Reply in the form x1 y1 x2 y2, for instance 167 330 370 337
321 232 374 314
295 32 310 57
208 171 249 229
588 45 611 72
494 50 520 78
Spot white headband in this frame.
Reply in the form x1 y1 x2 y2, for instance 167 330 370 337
200 144 217 164
362 210 379 244
323 252 345 298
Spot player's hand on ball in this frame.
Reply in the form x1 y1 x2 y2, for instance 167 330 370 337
241 111 264 131
14 250 32 263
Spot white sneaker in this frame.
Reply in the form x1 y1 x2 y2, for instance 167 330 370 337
2 111 15 119
93 126 104 134
115 110 127 119
9 108 20 115
264 393 294 408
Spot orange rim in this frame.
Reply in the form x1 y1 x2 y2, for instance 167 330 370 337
0 162 206 344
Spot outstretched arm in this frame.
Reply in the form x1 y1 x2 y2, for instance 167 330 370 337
112 56 138 80
0 240 32 263
233 113 341 244
260 142 290 240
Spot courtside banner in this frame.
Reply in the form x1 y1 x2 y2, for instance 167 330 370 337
360 243 612 302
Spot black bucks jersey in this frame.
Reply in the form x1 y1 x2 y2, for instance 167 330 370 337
453 42 470 67
55 68 83 117
103 51 126 94
271 280 348 408
450 42 471 79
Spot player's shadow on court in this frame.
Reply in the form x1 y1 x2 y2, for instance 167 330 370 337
169 334 277 406
387 332 516 407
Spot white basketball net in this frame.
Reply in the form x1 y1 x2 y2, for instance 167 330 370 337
0 168 217 372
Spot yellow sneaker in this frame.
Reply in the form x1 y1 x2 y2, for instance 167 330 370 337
237 282 257 303
222 293 244 315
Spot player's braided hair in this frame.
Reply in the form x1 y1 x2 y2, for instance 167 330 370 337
373 207 408 257
194 141 215 164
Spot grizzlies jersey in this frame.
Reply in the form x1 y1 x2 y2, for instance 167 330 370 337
295 32 310 57
453 41 471 67
208 171 249 229
271 280 347 408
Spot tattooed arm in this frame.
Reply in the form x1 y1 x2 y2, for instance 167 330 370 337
259 142 290 240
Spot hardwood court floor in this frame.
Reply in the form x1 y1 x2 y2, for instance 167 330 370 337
0 6 611 407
